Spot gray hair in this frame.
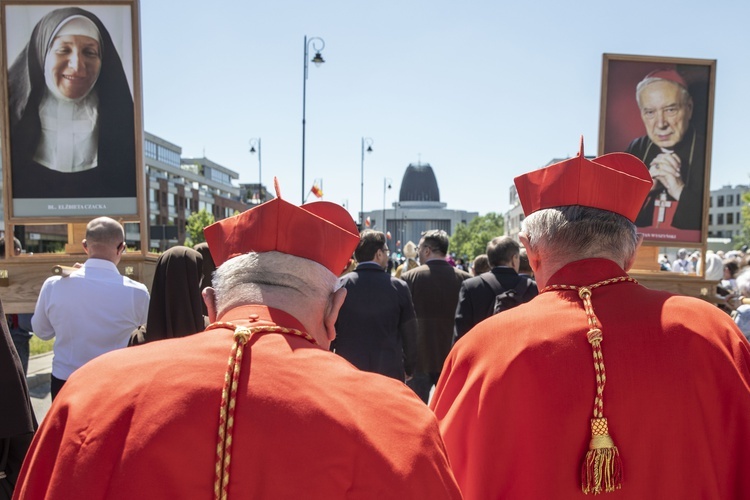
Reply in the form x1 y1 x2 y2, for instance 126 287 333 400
211 251 338 317
521 206 639 265
635 77 691 108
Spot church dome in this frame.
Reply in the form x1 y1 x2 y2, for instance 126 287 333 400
399 163 440 202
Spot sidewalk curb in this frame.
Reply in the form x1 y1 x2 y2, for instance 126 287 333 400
26 351 53 389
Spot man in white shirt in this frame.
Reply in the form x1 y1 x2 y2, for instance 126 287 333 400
672 248 690 273
32 217 149 400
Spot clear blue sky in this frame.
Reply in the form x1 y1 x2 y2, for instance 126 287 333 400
140 0 748 218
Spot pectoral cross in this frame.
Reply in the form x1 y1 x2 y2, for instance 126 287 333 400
654 191 672 227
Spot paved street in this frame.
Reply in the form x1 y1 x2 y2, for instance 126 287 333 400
26 352 52 423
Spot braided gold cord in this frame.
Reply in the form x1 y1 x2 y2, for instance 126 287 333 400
209 321 316 500
540 278 636 419
542 277 635 494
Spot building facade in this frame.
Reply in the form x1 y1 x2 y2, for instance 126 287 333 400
142 132 248 250
708 184 748 240
363 163 478 255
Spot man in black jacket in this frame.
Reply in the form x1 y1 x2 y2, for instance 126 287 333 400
454 236 537 341
333 230 417 382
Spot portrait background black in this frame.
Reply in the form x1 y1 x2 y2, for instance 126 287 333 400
8 7 136 200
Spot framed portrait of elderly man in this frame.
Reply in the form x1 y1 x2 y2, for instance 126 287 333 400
599 54 716 245
0 0 143 220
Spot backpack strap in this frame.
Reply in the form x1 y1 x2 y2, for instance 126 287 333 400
514 277 532 299
479 272 505 296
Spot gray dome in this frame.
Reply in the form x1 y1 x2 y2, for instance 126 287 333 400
399 163 440 202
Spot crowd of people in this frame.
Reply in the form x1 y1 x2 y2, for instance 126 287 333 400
3 143 750 497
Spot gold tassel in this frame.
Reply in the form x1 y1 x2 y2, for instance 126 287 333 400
582 418 623 494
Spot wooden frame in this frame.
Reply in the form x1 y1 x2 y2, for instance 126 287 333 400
598 53 716 250
0 0 147 256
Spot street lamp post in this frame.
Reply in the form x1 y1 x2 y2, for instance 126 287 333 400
360 137 373 225
301 35 326 204
249 138 262 204
383 177 392 244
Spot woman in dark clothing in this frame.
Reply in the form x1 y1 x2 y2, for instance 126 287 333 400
129 246 206 346
0 298 36 498
8 7 135 200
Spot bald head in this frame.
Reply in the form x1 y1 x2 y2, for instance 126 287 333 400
83 217 125 262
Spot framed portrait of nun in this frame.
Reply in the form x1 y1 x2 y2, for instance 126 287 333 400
1 0 143 219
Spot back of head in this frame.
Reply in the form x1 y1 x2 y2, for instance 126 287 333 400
0 237 22 257
85 217 124 248
472 254 490 275
486 236 520 267
421 229 449 256
723 258 740 279
403 240 417 259
521 206 639 266
192 242 216 291
354 230 386 263
148 246 205 339
211 251 337 319
514 138 649 272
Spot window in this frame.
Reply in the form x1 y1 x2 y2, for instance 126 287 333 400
728 195 734 206
727 213 734 225
708 214 713 225
718 196 724 207
156 146 181 168
718 214 724 225
145 140 157 160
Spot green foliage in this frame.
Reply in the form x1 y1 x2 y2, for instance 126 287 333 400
30 336 54 356
738 191 750 249
185 209 215 247
450 212 505 260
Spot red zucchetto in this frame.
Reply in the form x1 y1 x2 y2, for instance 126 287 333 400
513 137 652 222
204 178 360 275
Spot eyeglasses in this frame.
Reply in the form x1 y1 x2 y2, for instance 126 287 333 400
382 247 390 256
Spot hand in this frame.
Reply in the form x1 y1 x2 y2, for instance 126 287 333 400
649 152 684 200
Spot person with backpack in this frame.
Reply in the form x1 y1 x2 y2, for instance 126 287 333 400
454 236 537 342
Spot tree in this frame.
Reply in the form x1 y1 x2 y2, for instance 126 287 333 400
450 212 505 260
738 191 750 249
185 209 215 247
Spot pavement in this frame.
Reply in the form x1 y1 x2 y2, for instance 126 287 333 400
26 352 53 423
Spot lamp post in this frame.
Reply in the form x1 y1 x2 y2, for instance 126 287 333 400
301 35 326 204
249 138 262 204
383 177 392 243
360 137 373 225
